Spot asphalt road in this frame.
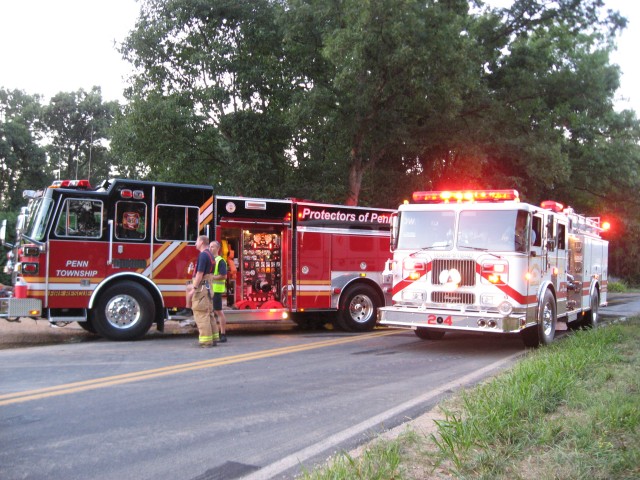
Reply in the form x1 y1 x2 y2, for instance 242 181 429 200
0 293 636 480
1 328 525 479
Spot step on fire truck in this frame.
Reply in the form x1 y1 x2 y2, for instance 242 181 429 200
0 178 393 340
377 189 608 347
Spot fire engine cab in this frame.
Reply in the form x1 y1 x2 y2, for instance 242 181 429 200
0 178 393 340
377 189 608 347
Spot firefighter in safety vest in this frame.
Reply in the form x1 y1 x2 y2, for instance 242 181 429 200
210 241 228 343
191 235 220 347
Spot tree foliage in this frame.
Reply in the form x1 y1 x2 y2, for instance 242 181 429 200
42 87 120 183
0 89 48 211
114 0 638 208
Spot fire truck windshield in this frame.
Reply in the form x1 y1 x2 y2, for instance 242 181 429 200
397 210 455 250
458 210 529 253
23 197 55 242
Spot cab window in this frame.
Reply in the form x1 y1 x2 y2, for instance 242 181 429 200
55 199 103 238
532 216 542 247
155 205 199 242
557 223 566 250
115 201 147 240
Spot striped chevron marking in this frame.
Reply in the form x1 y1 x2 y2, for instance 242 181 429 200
142 241 187 280
199 196 214 229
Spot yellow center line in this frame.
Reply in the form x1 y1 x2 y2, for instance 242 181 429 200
0 330 400 406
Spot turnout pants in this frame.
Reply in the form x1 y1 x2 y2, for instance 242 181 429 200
192 284 219 346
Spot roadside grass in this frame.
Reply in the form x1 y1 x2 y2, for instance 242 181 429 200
608 280 640 293
301 318 640 479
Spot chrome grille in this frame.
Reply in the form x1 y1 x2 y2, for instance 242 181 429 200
432 259 476 286
431 291 475 304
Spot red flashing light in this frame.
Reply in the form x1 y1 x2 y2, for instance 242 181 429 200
601 221 611 232
50 179 92 189
412 189 519 204
21 262 39 275
541 200 564 212
120 189 145 199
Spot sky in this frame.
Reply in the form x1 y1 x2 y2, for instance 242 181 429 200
0 0 638 113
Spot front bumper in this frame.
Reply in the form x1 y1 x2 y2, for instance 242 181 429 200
0 298 42 318
378 305 526 334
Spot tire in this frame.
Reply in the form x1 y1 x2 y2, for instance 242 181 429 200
77 319 97 334
522 289 556 348
91 281 155 340
580 290 600 329
336 284 381 332
414 328 446 340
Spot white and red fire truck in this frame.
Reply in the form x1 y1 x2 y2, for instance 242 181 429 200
377 189 608 347
0 178 393 340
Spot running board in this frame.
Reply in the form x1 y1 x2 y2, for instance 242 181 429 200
220 308 292 323
167 308 294 323
48 310 88 323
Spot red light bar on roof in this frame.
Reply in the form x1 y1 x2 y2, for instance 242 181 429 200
540 200 564 212
412 189 520 204
50 179 92 189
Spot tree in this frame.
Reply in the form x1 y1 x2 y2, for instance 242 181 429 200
0 89 49 211
116 0 638 205
42 87 119 183
114 0 297 197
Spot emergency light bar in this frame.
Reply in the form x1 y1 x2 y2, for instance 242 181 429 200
50 179 92 189
412 189 520 204
540 200 564 212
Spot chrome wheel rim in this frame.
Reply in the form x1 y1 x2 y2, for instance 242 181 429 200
542 301 554 337
105 294 141 330
349 294 374 324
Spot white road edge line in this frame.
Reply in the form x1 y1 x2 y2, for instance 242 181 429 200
242 351 523 479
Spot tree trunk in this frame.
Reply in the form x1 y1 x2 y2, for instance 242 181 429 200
345 147 364 206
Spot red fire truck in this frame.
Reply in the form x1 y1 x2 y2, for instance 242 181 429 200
377 189 608 347
212 196 392 330
0 179 393 340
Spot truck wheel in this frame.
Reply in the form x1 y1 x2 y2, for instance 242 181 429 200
91 281 155 340
522 289 556 347
580 290 600 329
414 328 446 340
337 284 380 332
77 319 97 334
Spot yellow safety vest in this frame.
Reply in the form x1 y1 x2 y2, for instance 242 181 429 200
212 256 226 293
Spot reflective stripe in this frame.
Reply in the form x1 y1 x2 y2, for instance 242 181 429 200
213 256 226 293
199 333 219 345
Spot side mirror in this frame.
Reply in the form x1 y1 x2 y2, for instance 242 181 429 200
390 213 399 251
